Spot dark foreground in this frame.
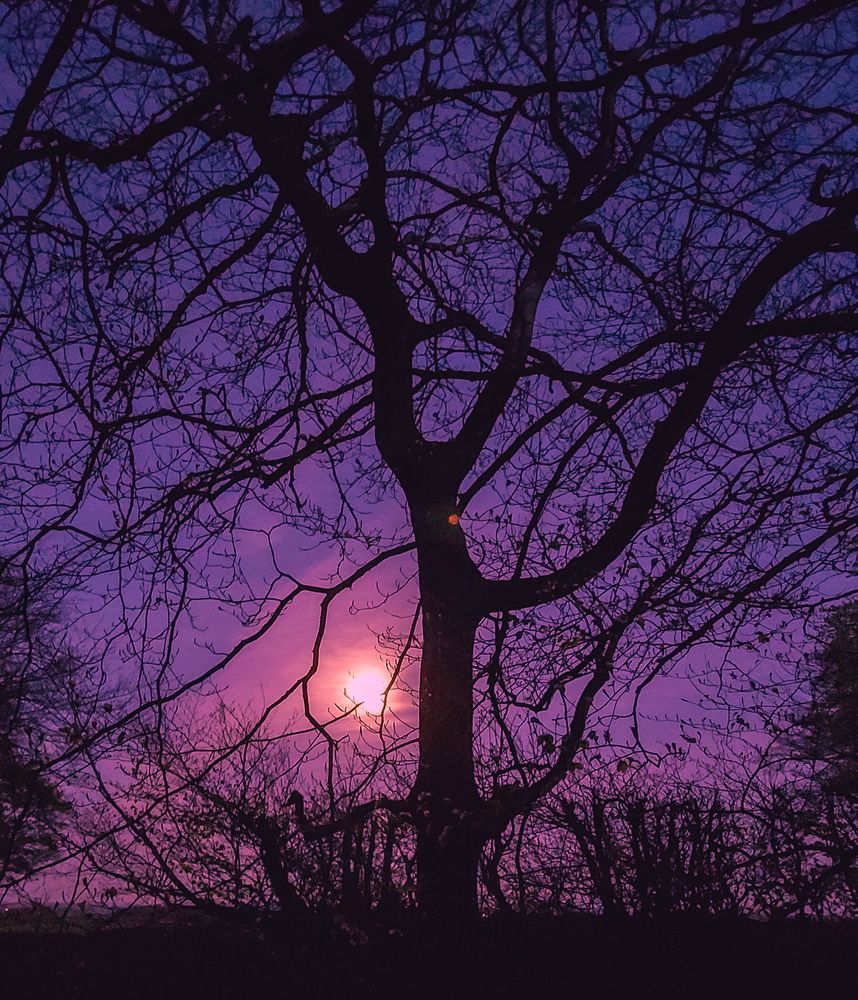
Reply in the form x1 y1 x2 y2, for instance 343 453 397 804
2 914 856 999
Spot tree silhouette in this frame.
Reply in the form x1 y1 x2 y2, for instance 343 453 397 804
0 572 74 883
796 602 858 799
1 1 856 916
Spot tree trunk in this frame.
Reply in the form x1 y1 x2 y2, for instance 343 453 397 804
416 824 483 920
411 500 485 919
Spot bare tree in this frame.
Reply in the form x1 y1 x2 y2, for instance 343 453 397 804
1 0 856 916
508 764 858 919
81 702 416 925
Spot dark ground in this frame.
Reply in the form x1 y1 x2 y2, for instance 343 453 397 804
2 913 856 999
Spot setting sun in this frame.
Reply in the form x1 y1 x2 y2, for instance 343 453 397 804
345 668 389 715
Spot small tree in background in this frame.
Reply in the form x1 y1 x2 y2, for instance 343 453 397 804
0 572 75 883
796 602 858 800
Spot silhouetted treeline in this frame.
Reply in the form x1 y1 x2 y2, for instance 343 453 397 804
77 714 857 924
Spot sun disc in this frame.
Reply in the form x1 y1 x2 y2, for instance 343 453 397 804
346 668 388 715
